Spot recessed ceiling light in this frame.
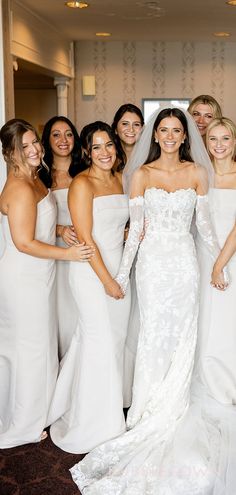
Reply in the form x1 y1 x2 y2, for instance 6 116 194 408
213 31 231 37
226 0 236 5
95 32 111 37
65 1 89 8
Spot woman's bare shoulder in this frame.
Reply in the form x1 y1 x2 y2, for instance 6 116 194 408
0 177 36 213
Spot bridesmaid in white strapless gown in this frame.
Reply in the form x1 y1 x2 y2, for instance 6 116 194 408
0 119 92 448
52 188 78 357
0 193 58 447
40 116 82 358
195 117 236 404
49 194 130 453
49 122 131 454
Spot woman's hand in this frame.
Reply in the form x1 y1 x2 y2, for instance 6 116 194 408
60 225 78 246
66 242 95 262
103 279 124 300
211 266 228 291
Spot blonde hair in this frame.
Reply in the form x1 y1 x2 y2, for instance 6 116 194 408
188 95 222 119
206 117 236 159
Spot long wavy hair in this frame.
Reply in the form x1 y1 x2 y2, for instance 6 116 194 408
80 121 123 174
0 118 46 176
39 116 81 188
111 103 144 169
144 108 193 164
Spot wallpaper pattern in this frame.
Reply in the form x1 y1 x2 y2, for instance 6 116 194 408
75 40 236 130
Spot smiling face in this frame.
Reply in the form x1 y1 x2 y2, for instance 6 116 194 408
191 103 214 137
90 131 117 171
14 130 42 170
49 121 74 159
208 125 236 160
116 111 143 147
155 116 185 154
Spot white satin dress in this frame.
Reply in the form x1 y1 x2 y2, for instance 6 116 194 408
49 194 131 454
195 187 236 404
0 192 58 448
70 188 236 495
52 188 78 359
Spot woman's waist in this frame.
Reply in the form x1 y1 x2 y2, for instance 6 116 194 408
145 228 191 238
0 246 55 268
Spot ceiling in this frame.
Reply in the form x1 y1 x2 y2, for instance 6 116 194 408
18 0 236 43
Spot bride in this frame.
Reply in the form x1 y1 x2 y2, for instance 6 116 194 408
70 108 232 494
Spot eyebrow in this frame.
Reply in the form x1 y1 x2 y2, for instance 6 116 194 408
121 119 141 123
159 126 182 130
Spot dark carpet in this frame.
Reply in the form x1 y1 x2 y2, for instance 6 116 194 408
0 432 85 495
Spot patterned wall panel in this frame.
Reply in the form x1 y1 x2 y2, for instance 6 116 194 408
74 40 236 128
211 41 225 107
152 42 166 97
122 42 136 104
181 42 195 97
93 41 107 121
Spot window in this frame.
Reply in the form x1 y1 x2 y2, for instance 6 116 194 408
142 98 191 122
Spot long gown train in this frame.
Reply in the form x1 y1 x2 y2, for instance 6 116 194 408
70 188 236 494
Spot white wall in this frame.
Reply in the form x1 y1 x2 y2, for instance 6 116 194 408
0 0 6 189
74 40 236 130
11 0 74 77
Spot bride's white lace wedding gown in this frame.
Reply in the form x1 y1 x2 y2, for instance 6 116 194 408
70 188 235 494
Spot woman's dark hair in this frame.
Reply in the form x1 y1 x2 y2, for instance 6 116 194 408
144 108 193 164
39 116 81 187
0 118 41 164
111 104 144 170
80 121 124 173
111 103 144 131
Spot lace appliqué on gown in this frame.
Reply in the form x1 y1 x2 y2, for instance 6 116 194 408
70 189 229 495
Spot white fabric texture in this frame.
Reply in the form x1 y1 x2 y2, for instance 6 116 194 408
48 194 131 454
70 188 235 494
194 187 236 404
52 188 78 359
0 192 58 448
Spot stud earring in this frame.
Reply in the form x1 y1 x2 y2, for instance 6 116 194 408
155 138 158 143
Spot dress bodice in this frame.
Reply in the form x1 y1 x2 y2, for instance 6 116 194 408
52 188 71 226
0 192 56 270
208 188 236 244
144 187 197 235
52 188 71 248
92 194 129 252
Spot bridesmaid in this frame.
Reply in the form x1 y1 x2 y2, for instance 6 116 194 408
48 121 131 454
112 104 144 406
112 103 144 169
40 116 81 358
188 94 222 145
194 116 236 404
0 119 94 448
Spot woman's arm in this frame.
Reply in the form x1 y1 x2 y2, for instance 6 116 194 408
115 168 146 293
211 222 236 289
68 177 123 299
7 184 93 262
